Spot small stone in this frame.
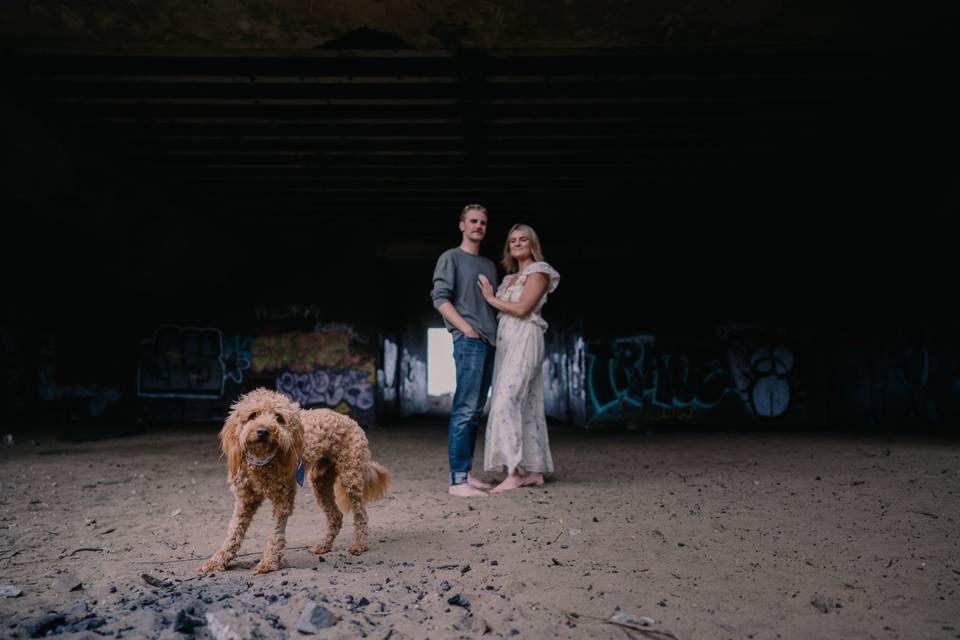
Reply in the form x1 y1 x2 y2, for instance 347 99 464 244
296 600 340 633
811 595 831 613
0 585 23 598
53 575 83 592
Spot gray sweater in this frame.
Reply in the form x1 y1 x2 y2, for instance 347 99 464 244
431 248 499 345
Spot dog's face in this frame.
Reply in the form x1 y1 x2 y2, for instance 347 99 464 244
220 388 304 480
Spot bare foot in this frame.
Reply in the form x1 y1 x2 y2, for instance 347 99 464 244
448 483 488 497
490 473 525 494
467 473 492 490
520 472 545 487
348 543 368 555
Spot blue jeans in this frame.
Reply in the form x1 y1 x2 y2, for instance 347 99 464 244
448 336 495 485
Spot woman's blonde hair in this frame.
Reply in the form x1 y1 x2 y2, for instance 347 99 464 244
501 223 545 273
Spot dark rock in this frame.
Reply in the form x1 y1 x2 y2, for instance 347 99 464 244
447 594 470 609
24 614 67 638
173 609 205 633
295 601 340 633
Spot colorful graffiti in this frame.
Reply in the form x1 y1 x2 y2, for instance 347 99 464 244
138 326 224 398
138 320 375 423
578 327 807 424
251 329 368 373
221 335 252 385
585 334 737 422
261 323 376 423
316 322 368 343
276 368 375 411
721 324 803 420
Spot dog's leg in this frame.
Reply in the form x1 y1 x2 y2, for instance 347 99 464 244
339 468 370 556
309 465 343 555
253 491 294 575
199 492 263 573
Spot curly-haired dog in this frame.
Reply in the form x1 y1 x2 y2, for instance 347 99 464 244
199 388 389 575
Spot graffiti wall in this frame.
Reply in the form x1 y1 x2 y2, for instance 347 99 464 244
138 326 225 398
575 325 809 425
137 315 377 425
26 325 133 427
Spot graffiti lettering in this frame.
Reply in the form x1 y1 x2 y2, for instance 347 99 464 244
276 368 374 410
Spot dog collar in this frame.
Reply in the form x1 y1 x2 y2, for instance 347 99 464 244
244 452 276 467
245 452 305 487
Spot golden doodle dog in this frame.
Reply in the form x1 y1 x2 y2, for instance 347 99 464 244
199 388 389 575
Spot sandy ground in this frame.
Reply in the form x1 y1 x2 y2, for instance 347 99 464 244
0 420 958 640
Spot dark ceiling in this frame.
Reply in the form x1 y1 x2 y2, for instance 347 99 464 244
2 2 955 318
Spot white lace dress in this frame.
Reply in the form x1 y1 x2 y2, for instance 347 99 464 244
483 261 561 475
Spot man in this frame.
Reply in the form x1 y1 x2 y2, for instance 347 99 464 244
431 204 498 497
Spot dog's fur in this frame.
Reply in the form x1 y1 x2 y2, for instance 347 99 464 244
199 388 389 575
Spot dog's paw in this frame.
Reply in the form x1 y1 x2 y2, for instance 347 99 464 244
252 560 279 575
309 543 332 555
347 543 368 556
198 558 226 574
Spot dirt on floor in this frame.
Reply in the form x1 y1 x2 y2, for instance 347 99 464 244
0 420 958 640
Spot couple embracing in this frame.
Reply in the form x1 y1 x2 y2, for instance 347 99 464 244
431 204 561 497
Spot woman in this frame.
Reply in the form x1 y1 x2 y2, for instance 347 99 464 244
477 223 560 493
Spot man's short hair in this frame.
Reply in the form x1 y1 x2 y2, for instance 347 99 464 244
460 204 488 221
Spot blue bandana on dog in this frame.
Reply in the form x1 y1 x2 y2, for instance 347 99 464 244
295 457 305 487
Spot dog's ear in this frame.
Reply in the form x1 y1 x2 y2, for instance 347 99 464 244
219 405 244 481
279 408 305 479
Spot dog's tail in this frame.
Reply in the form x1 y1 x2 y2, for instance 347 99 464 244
334 461 390 512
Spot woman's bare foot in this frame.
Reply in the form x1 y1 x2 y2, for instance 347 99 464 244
467 473 492 490
520 472 544 487
490 472 525 494
449 483 488 497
